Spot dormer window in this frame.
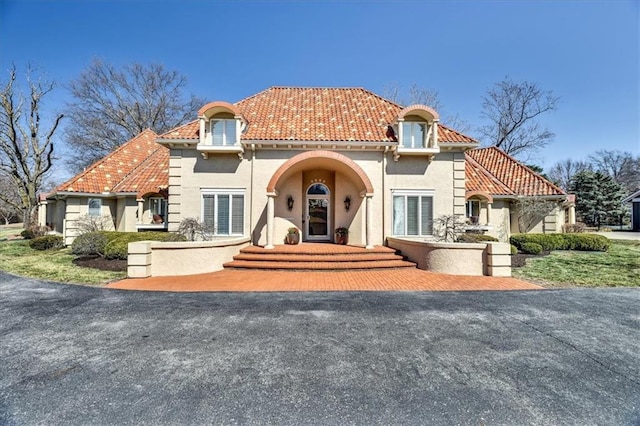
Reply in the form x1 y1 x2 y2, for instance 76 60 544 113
211 119 237 146
401 122 427 148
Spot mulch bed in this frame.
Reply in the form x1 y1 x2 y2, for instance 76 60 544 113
72 256 127 272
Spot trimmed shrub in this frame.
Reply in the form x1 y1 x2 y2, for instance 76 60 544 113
562 233 610 251
520 242 543 255
103 232 185 259
562 222 586 233
72 232 109 256
21 229 35 239
510 244 518 255
510 233 610 252
29 235 64 251
457 233 499 243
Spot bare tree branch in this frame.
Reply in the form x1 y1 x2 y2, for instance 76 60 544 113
479 77 559 160
381 81 472 133
65 59 206 170
0 64 63 225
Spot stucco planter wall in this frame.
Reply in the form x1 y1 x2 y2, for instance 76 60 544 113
386 237 511 277
128 237 250 278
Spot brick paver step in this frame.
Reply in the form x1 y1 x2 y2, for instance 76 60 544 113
239 244 397 255
223 259 417 270
232 253 404 262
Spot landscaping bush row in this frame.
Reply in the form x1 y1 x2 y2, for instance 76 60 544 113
510 233 610 252
29 235 64 251
71 231 185 259
456 233 499 243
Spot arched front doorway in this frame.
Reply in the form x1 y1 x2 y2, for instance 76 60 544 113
306 183 331 241
265 150 375 249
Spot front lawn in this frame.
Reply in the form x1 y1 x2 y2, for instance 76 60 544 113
0 240 126 285
513 240 640 287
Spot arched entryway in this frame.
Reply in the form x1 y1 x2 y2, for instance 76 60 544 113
306 183 331 241
265 151 374 249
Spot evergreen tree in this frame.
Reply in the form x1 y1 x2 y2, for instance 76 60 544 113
569 171 628 228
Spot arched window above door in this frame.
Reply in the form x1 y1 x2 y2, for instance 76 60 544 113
307 183 330 195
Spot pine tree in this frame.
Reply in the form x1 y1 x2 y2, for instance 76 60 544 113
569 171 628 228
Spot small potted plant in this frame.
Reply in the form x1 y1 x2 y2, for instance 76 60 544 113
335 226 349 245
285 227 300 245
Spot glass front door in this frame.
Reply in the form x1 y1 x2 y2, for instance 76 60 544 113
306 197 330 240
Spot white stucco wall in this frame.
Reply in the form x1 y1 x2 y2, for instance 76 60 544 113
169 147 465 247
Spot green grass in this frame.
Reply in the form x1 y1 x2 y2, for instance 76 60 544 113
0 224 23 240
0 240 126 285
513 240 640 287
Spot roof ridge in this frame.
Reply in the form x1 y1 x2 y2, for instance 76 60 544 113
235 86 404 109
438 123 478 143
157 119 198 139
465 151 516 195
54 129 158 193
487 146 566 195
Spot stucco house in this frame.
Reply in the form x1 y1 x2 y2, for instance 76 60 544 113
39 86 574 246
40 129 169 245
622 189 640 231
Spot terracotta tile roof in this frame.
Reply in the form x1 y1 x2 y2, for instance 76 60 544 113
159 87 476 143
53 129 168 198
466 147 565 197
465 154 514 196
113 145 169 198
158 120 199 140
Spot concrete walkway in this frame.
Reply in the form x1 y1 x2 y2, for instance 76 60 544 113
107 269 542 292
591 231 640 240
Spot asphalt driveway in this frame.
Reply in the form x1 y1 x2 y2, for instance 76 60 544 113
1 272 639 425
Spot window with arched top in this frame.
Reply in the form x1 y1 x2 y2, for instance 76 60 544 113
307 183 330 195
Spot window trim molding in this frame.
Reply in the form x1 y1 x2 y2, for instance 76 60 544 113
200 188 246 236
88 198 102 217
391 189 435 237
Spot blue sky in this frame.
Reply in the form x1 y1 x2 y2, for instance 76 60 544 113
1 0 638 174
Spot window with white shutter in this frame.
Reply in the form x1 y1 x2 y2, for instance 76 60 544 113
201 190 245 236
391 190 434 236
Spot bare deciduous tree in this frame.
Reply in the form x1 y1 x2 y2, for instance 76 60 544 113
0 65 63 226
514 196 558 233
432 214 466 242
0 174 20 224
547 159 591 192
382 82 471 133
479 77 559 160
588 150 640 193
66 59 205 170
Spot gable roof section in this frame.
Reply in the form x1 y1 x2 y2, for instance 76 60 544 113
158 87 477 144
52 129 168 198
466 147 566 197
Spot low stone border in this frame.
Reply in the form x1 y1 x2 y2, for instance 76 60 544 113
128 237 250 278
386 237 511 277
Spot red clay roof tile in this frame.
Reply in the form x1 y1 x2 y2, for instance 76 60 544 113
466 147 565 197
158 87 477 144
53 129 167 198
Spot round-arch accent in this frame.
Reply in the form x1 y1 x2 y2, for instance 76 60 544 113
397 104 440 121
465 190 494 203
267 150 374 194
198 101 240 118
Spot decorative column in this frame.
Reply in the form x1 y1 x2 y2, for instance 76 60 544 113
569 205 576 225
365 194 374 249
265 193 276 249
432 119 439 148
486 202 492 225
137 200 144 224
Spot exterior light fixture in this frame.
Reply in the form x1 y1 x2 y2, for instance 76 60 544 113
287 195 294 211
344 196 351 211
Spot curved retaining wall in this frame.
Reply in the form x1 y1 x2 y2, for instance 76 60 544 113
128 237 250 278
386 237 511 277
